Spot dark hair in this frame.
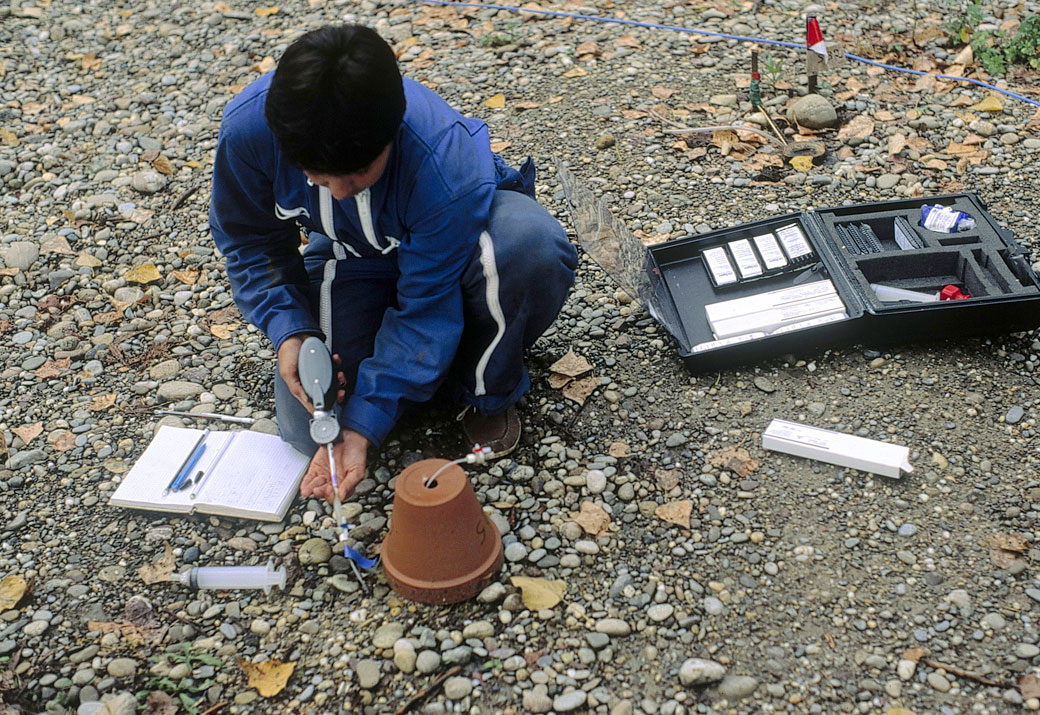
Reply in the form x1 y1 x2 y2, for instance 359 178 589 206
265 25 405 174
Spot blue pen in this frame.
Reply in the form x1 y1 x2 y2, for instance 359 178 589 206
171 444 206 492
163 429 209 496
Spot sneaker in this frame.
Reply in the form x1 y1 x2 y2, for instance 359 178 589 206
458 405 520 458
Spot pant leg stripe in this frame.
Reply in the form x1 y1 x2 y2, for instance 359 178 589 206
474 230 506 396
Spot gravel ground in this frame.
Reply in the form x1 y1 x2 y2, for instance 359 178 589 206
2 0 1040 713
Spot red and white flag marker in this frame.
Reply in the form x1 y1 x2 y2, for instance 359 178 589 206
806 16 827 58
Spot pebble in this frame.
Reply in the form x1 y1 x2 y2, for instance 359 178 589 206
373 623 404 649
298 537 332 564
356 659 381 689
553 690 588 712
587 469 607 494
106 659 137 678
504 542 528 562
442 676 473 700
679 658 726 686
718 675 759 700
927 671 951 692
416 650 441 674
595 618 631 636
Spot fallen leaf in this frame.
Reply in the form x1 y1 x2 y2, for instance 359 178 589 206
562 67 587 78
569 501 611 537
1020 673 1040 699
12 423 42 445
789 155 813 172
214 1 232 12
41 234 74 255
489 141 511 153
837 115 875 140
484 93 505 109
655 500 693 529
75 252 102 268
510 576 566 610
547 373 572 389
987 532 1029 552
549 349 593 377
152 155 173 175
49 430 77 452
888 134 907 156
256 56 276 73
254 5 279 16
711 129 738 154
142 691 178 715
172 269 198 285
989 547 1025 570
901 647 928 663
124 263 161 284
0 433 5 459
138 543 176 585
608 441 630 458
707 447 759 477
562 375 598 406
90 393 117 411
240 659 296 697
209 323 238 339
575 41 598 56
34 358 70 380
654 468 679 491
0 575 29 610
514 101 541 110
651 86 677 99
0 128 18 147
87 620 164 647
615 35 640 48
970 95 1003 113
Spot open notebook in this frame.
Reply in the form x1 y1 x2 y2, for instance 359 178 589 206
109 426 311 522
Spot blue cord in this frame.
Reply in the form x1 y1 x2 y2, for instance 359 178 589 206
417 0 1040 108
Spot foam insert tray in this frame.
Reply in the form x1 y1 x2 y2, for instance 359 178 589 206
645 193 1040 371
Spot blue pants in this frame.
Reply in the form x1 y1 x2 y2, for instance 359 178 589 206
275 189 578 456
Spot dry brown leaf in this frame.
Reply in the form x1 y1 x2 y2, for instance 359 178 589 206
124 263 161 284
569 501 611 537
90 393 117 411
837 115 875 140
0 432 6 459
514 101 541 110
789 155 813 172
254 5 279 16
172 269 198 285
142 691 178 715
562 376 598 406
1020 673 1040 700
214 1 232 12
608 441 630 458
989 547 1026 570
970 95 1003 113
489 141 511 153
12 423 42 445
615 35 640 48
575 41 599 56
510 576 566 610
707 447 759 477
549 350 593 378
209 323 238 339
888 134 907 156
152 155 173 175
34 358 70 379
49 430 77 452
0 575 29 610
655 500 693 529
87 620 164 647
655 468 680 491
484 93 505 109
547 373 573 389
240 659 295 697
711 130 738 154
923 159 948 170
562 67 587 78
138 543 176 585
900 646 928 663
987 532 1029 552
651 86 677 99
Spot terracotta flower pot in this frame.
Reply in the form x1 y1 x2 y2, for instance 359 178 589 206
381 458 503 604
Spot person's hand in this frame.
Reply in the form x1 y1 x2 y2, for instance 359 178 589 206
299 429 370 502
277 334 348 414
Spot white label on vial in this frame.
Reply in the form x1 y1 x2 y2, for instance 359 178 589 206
775 223 813 259
702 246 738 286
727 239 763 279
752 233 788 270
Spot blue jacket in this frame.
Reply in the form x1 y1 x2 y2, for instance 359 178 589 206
210 75 523 447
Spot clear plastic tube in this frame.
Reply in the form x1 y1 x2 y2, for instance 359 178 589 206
179 560 286 593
